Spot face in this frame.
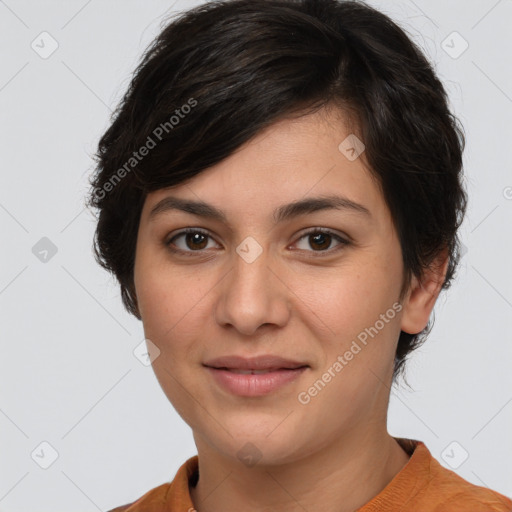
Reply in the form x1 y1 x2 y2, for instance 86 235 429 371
133 107 409 466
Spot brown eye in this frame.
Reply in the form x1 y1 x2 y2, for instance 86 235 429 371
165 227 348 258
294 229 349 254
183 232 208 250
308 232 332 251
166 228 219 254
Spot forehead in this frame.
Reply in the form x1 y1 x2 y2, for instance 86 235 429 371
141 108 388 226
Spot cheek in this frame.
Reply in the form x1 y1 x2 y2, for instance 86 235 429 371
134 255 215 351
290 256 402 342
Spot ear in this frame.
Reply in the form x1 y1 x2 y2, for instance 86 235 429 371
400 250 450 335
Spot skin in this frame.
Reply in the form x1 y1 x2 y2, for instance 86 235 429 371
133 106 447 512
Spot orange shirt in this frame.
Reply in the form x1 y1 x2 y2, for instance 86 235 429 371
109 438 512 511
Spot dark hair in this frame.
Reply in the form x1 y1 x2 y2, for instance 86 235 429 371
87 0 467 380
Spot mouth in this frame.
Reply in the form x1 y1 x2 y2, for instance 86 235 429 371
203 356 309 396
205 367 308 397
215 367 306 374
203 354 308 372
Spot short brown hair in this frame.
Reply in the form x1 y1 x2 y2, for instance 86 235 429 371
87 0 467 379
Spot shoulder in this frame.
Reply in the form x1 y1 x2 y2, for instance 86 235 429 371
105 455 199 512
418 445 512 511
108 505 131 512
370 439 512 512
106 482 171 512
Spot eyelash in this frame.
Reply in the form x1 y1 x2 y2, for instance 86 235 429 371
165 227 350 258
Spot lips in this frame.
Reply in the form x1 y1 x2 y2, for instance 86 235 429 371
203 354 308 372
203 355 309 397
225 369 286 375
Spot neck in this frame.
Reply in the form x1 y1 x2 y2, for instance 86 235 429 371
190 430 410 512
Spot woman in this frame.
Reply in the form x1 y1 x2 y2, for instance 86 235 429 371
88 0 512 510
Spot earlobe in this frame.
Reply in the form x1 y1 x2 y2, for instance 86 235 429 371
400 251 449 335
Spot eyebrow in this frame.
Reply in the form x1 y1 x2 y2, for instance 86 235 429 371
148 194 371 224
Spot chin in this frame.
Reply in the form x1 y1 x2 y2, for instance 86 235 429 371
199 420 312 467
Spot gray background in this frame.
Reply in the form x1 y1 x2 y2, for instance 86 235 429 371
1 0 511 510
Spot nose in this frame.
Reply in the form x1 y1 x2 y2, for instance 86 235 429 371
214 243 291 337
